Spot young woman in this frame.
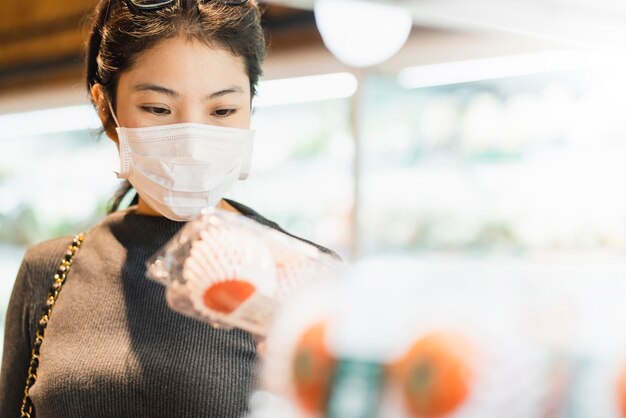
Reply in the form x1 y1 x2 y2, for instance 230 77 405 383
0 1 337 417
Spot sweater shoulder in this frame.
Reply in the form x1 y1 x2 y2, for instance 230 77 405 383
21 236 75 291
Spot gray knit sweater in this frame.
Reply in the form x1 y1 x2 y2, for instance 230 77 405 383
0 199 336 418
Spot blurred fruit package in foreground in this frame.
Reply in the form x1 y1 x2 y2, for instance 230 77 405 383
249 260 626 418
145 207 345 336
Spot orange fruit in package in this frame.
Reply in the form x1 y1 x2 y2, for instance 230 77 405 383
617 362 626 417
292 321 336 414
390 331 474 418
203 280 256 314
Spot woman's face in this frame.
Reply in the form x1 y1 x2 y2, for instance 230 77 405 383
93 35 252 142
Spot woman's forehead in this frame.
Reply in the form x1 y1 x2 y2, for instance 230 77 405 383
120 36 250 97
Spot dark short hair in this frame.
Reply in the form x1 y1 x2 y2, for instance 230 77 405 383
84 0 266 212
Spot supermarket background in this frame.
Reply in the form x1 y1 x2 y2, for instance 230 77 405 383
3 0 626 361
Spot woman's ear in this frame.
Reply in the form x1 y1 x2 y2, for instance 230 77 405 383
90 83 119 143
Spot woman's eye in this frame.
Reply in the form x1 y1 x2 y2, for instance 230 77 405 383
213 108 237 117
141 106 171 116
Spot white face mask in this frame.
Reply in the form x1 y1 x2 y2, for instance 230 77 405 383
108 102 255 221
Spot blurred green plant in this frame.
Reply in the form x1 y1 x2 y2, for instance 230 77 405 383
290 132 329 160
0 168 11 184
0 198 109 247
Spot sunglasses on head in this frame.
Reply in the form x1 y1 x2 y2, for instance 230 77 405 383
125 0 248 12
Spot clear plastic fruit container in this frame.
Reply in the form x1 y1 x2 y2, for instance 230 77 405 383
146 207 345 336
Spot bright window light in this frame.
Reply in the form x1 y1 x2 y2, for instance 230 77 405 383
398 50 617 89
254 72 359 107
0 105 101 140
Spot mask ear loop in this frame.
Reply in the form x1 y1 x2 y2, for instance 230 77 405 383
107 100 122 128
107 101 132 179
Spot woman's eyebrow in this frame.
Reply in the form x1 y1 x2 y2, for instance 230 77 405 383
133 83 180 98
207 86 244 100
132 84 243 100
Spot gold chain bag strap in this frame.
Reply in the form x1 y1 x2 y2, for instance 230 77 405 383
20 233 86 418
